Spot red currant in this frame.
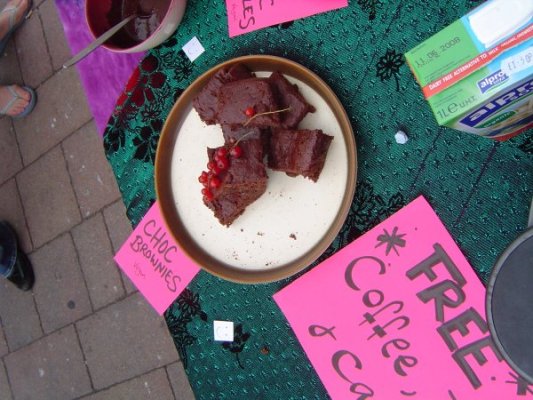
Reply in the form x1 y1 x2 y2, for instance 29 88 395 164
206 162 220 175
209 176 221 189
213 164 222 174
217 156 230 170
201 188 214 201
230 145 242 158
244 106 255 117
198 171 208 184
216 147 228 158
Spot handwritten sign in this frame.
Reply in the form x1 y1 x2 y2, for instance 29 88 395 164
114 202 200 314
225 0 348 37
274 196 529 399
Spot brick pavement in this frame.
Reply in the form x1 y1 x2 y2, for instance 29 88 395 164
0 1 195 398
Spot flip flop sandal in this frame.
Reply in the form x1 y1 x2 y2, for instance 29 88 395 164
0 0 33 55
0 85 36 118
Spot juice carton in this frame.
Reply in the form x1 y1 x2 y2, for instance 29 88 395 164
405 0 533 140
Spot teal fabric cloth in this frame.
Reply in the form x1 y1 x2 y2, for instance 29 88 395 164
104 1 533 398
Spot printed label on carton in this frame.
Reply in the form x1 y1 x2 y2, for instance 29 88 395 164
477 70 509 93
461 77 533 127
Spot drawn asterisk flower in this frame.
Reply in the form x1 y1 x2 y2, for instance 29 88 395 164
376 49 404 91
506 372 533 396
375 226 406 256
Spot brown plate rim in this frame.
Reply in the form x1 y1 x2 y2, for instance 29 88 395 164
155 55 357 284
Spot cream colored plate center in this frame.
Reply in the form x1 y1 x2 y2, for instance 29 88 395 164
170 73 348 270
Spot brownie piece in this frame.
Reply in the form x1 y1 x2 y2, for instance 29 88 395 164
217 78 281 128
203 145 268 226
268 71 315 128
192 63 252 125
268 128 333 182
222 124 264 142
221 124 270 157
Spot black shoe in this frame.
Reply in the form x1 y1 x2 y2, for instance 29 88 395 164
7 247 34 291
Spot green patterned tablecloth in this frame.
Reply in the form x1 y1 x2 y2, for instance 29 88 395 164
104 1 532 398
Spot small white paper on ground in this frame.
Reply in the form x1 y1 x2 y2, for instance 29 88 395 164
395 130 409 144
214 320 234 342
182 36 205 62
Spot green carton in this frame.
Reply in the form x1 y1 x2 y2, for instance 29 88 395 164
405 0 533 140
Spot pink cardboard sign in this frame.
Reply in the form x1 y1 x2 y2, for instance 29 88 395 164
114 202 201 314
225 0 348 37
274 196 528 399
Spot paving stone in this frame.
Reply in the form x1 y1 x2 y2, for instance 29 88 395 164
0 278 42 351
77 293 179 390
0 40 23 84
17 146 81 248
0 360 13 400
32 233 92 333
118 269 138 295
14 6 53 88
0 0 22 84
0 178 32 253
116 272 137 297
0 118 22 186
0 323 8 357
103 201 137 294
166 362 196 400
72 213 125 310
103 201 133 253
63 121 121 218
4 325 92 400
39 0 72 71
80 368 175 400
14 67 92 165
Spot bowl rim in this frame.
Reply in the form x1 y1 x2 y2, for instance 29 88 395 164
155 54 358 284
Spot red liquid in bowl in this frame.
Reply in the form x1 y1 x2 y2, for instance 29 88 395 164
106 0 171 48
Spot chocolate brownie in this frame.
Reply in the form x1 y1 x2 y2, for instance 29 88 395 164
221 124 270 157
217 78 282 128
268 71 315 128
268 128 333 182
203 145 268 226
192 63 252 125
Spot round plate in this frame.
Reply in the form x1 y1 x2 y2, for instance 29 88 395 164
486 227 533 383
155 55 357 283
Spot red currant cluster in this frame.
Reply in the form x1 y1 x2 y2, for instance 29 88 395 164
198 145 243 201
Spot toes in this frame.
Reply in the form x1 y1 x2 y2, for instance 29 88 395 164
14 86 30 101
10 104 25 114
5 86 30 116
10 102 28 115
0 85 32 116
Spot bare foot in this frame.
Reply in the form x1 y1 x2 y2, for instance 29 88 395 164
0 85 31 117
0 0 30 41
